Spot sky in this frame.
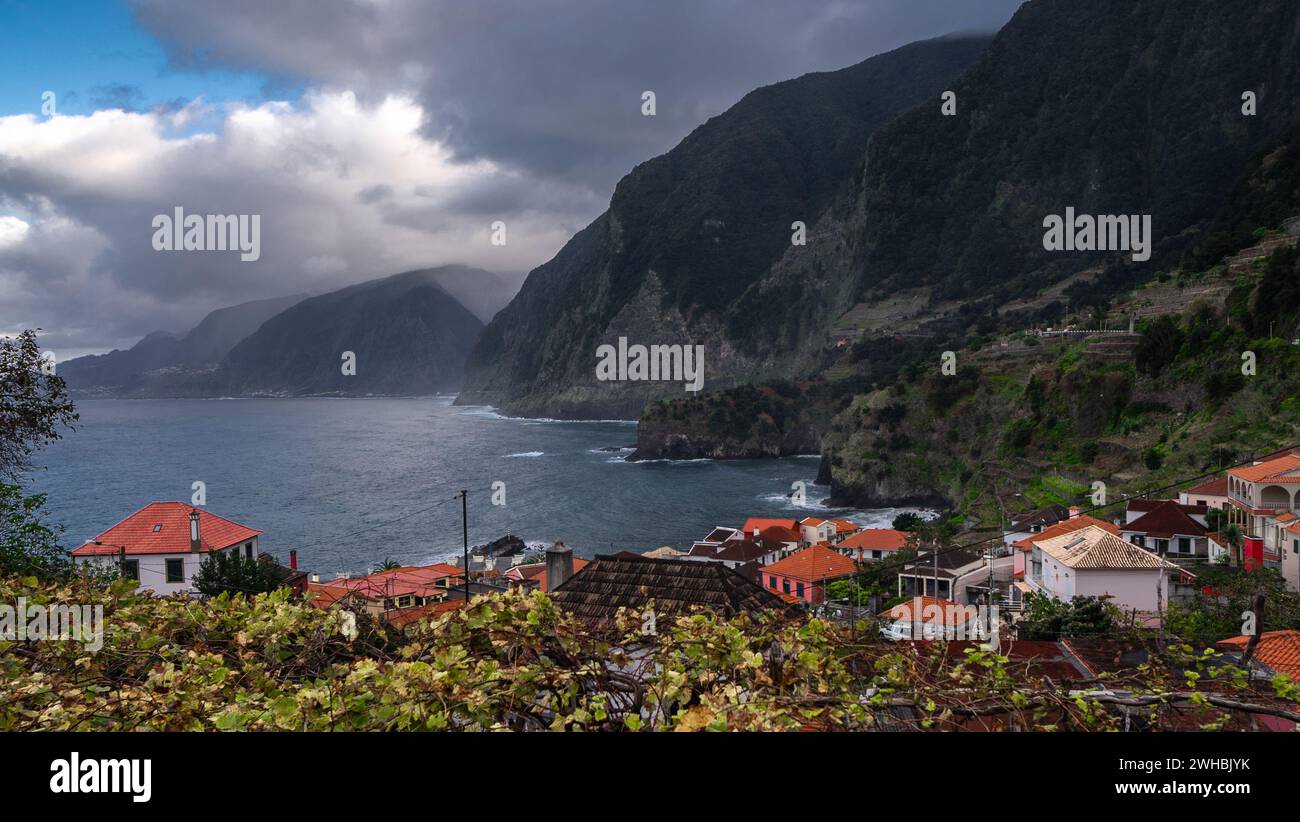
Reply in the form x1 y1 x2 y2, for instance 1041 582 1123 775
0 0 1023 358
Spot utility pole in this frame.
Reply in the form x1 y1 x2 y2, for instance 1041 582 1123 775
933 541 940 600
461 489 469 603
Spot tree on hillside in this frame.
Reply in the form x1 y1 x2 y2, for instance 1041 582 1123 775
0 330 78 479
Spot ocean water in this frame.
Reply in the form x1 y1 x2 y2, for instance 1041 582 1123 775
28 397 919 578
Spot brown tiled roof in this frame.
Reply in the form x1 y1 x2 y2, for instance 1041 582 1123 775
1035 526 1178 570
549 554 787 623
1183 477 1229 496
1126 498 1208 516
1123 500 1207 539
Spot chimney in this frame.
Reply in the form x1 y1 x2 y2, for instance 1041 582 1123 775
188 509 201 552
289 549 298 570
545 541 574 591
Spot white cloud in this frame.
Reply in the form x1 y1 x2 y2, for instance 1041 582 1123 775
0 216 30 248
0 92 599 354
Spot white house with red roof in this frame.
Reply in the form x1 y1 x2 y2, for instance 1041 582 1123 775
1121 500 1221 564
836 528 910 562
71 502 262 595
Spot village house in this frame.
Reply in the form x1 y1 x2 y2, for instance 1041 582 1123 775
690 526 743 554
305 563 466 619
836 528 911 562
1123 498 1209 527
1225 449 1300 589
798 516 858 546
1179 477 1230 510
1011 514 1120 598
760 544 857 604
898 547 986 603
739 518 801 557
71 501 263 595
1002 504 1071 553
1022 525 1180 613
1121 499 1223 564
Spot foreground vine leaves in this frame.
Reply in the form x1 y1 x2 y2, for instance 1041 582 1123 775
1 576 1295 731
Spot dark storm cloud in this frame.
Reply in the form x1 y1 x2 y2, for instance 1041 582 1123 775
133 0 1023 194
2 2 1024 355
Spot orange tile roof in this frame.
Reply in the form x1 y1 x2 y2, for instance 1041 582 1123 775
1215 630 1300 680
1228 453 1300 484
72 501 262 556
536 558 590 592
799 517 827 527
839 528 910 551
1012 514 1117 551
324 564 463 600
762 545 856 582
831 519 858 534
742 518 799 533
385 599 467 628
304 582 356 609
879 596 978 627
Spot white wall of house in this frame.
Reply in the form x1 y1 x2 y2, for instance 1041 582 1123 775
76 538 259 595
1283 532 1300 593
1178 491 1228 510
1073 568 1166 612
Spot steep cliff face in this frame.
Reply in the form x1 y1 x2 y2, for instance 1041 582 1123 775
847 0 1300 307
633 0 1300 475
458 35 993 419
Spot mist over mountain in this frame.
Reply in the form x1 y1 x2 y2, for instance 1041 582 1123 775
458 33 993 419
59 266 498 398
218 268 485 397
59 293 308 394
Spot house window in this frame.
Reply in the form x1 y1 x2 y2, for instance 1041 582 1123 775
1131 535 1145 547
1177 537 1191 554
796 582 805 598
396 595 413 608
1155 539 1169 554
122 559 139 581
165 558 184 583
768 576 777 589
782 579 791 594
244 542 253 559
872 550 882 560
